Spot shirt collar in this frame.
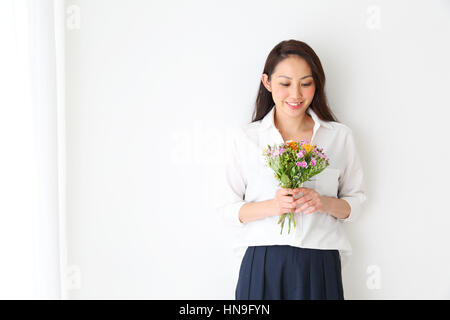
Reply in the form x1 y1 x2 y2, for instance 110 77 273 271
260 105 333 131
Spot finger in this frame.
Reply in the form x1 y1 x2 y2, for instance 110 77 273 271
281 188 293 196
303 206 317 214
294 195 312 207
282 195 295 203
282 199 297 210
288 189 297 196
281 202 297 210
295 199 314 213
293 187 309 197
281 207 297 213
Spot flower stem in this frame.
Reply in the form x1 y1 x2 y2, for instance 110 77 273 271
280 215 286 235
288 215 291 234
277 213 285 224
292 212 296 228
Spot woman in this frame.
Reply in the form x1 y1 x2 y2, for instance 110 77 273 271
217 40 367 300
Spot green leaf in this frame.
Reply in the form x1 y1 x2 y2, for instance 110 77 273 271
280 173 290 186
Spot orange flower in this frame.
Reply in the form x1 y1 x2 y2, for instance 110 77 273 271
286 141 299 151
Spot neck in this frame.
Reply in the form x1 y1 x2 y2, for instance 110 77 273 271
274 106 311 136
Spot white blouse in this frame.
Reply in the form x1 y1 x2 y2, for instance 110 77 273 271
215 105 368 267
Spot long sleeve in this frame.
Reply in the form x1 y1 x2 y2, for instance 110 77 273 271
215 129 247 227
337 128 368 223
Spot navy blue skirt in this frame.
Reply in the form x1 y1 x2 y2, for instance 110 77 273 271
235 245 344 300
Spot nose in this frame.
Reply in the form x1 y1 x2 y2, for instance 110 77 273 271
289 86 303 100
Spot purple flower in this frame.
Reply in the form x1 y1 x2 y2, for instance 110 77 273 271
279 148 286 155
296 150 305 158
310 157 316 166
299 160 308 168
296 161 301 166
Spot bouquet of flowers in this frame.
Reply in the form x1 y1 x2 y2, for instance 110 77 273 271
262 139 330 234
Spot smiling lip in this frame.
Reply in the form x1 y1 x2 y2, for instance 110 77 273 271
286 101 304 109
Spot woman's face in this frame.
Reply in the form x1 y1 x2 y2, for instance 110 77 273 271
262 55 316 116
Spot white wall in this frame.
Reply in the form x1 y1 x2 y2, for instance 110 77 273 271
0 0 64 299
65 0 450 299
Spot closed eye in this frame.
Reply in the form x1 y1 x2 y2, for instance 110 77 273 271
281 82 312 87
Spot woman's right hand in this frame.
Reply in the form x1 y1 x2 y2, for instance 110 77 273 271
271 188 300 217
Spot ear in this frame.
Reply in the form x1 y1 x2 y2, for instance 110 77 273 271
261 73 272 92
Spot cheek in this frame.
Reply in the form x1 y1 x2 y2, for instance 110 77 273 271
304 86 316 99
273 88 290 100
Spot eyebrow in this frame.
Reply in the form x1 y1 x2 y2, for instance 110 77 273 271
278 75 313 80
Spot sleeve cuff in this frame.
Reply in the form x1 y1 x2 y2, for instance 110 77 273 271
338 196 361 223
217 201 247 227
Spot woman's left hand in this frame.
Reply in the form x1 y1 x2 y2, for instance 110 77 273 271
292 187 328 214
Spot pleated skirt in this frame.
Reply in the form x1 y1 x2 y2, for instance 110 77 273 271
235 245 344 300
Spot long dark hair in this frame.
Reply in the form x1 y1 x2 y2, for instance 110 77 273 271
252 39 339 124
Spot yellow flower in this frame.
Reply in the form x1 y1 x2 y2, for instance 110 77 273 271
301 144 314 153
